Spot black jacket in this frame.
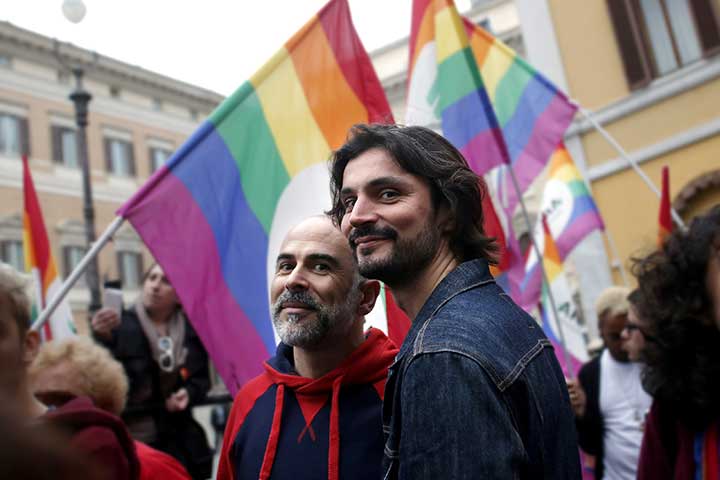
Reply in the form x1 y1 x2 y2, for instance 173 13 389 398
95 308 212 479
576 354 604 479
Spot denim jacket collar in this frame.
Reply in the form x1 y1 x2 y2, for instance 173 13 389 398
395 259 495 361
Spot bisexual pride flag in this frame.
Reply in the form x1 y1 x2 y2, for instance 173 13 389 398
118 0 393 394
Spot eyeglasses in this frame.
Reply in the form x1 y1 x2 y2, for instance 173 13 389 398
623 323 656 342
158 336 175 372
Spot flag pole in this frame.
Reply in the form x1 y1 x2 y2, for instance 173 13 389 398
505 165 576 379
30 216 125 333
603 229 629 286
577 107 686 230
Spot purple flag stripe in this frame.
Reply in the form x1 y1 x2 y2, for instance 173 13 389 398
124 170 268 394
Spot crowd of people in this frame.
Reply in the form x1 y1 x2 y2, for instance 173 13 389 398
0 123 718 479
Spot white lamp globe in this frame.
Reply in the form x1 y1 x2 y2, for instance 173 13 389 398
62 0 87 24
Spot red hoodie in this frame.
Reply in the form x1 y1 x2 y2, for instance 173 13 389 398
218 328 397 480
43 396 140 480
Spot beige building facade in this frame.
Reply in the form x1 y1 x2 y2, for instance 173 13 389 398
0 21 223 329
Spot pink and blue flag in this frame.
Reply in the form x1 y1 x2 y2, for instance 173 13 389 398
117 0 393 394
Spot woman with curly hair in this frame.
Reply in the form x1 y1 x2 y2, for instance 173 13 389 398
632 205 720 479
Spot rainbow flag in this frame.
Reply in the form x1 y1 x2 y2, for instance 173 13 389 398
463 18 578 216
538 215 587 376
117 0 394 394
407 0 511 174
22 156 76 340
522 144 605 312
658 165 673 246
694 422 720 480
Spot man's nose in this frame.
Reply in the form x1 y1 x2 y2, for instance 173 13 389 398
347 195 378 228
284 266 308 292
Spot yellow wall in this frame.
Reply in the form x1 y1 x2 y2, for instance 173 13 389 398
548 0 629 108
591 134 720 284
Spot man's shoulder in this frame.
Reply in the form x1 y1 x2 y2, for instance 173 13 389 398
409 287 552 391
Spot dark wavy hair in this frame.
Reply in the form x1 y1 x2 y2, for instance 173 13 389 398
327 124 497 263
631 205 720 430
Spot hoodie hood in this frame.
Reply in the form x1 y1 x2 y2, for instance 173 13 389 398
256 327 397 480
43 396 140 480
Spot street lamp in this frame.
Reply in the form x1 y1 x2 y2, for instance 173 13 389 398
56 0 102 314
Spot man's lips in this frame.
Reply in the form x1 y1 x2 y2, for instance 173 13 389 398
280 302 316 313
353 235 390 248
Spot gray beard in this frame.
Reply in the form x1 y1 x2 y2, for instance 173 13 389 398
272 289 358 349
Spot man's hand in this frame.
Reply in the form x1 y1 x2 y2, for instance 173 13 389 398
566 378 587 419
165 388 189 412
90 308 121 340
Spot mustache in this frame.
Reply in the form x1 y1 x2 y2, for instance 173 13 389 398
272 290 319 315
348 225 397 248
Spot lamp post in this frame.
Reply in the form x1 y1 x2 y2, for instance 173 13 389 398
57 0 102 314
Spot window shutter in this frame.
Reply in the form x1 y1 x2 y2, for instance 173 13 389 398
51 126 62 163
63 246 71 278
104 138 112 173
606 0 653 89
148 147 155 173
116 252 124 286
689 0 720 56
127 141 136 176
18 116 30 157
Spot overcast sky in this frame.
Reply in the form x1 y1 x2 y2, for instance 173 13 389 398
3 0 470 96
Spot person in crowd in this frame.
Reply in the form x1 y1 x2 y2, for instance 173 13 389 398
218 216 398 480
29 336 192 480
328 124 580 478
633 206 720 479
91 263 213 479
0 262 139 480
620 289 653 362
566 286 652 479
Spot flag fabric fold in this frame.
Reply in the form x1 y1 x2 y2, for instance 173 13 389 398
118 0 394 394
539 215 588 376
522 144 605 311
22 155 76 340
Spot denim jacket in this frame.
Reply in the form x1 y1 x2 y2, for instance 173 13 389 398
382 259 581 479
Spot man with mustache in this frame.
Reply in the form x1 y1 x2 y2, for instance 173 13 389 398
217 215 397 480
329 124 581 479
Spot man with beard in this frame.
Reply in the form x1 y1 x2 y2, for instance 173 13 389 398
217 216 397 480
328 124 581 479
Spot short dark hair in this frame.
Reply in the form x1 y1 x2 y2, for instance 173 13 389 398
328 124 497 263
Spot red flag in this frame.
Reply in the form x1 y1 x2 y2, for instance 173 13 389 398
658 166 673 246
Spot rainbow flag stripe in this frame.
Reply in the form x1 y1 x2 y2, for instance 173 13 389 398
118 0 392 393
407 0 510 174
23 156 76 340
463 19 578 214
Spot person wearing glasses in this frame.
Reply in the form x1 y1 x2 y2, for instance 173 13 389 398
91 263 212 480
566 286 652 480
620 290 654 363
633 206 720 479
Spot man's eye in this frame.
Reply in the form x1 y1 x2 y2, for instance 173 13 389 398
277 262 294 272
343 197 356 210
313 264 330 273
380 190 399 200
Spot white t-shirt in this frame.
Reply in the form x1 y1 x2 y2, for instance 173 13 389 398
599 349 653 480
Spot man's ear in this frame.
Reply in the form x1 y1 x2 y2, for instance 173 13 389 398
357 280 381 316
22 330 41 366
436 203 455 235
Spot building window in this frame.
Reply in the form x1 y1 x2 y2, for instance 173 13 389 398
110 86 121 98
62 245 86 286
117 251 143 289
104 137 136 176
607 0 720 89
149 147 172 172
152 98 163 111
0 112 29 157
1 240 23 271
51 126 79 168
0 55 10 67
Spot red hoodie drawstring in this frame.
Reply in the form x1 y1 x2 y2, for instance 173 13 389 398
259 384 285 480
328 375 343 480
